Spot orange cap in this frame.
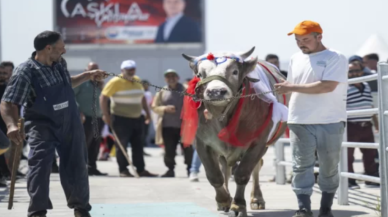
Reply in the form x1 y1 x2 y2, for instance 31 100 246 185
287 20 323 36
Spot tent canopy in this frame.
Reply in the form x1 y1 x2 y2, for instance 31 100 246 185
356 34 388 61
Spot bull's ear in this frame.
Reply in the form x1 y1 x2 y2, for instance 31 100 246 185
242 56 258 77
182 53 197 72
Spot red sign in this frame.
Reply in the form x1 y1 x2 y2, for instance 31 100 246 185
55 0 203 44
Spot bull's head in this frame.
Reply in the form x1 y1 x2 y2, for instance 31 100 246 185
182 47 258 107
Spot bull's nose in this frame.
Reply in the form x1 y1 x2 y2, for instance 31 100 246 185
206 88 228 98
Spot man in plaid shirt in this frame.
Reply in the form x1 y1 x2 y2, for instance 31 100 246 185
0 31 107 217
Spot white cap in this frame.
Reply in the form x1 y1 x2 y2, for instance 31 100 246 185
121 60 136 70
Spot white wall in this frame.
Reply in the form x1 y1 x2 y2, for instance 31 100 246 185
2 0 388 69
0 0 53 65
205 0 388 70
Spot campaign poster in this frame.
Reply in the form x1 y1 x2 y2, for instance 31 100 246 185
55 0 203 44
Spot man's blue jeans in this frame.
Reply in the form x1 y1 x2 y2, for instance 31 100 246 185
190 149 202 173
289 122 344 197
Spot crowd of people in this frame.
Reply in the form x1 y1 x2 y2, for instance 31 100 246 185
0 25 385 217
0 39 383 189
41 51 385 189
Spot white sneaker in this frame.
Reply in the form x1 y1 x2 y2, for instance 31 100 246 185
189 172 199 182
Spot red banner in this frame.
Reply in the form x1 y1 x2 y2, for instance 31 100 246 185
55 0 203 44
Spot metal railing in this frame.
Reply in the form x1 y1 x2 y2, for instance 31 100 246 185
274 62 388 217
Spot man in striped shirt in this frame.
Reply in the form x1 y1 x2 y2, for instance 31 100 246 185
346 61 380 189
100 60 157 178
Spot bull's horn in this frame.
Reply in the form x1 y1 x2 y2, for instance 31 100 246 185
182 53 196 62
238 46 256 60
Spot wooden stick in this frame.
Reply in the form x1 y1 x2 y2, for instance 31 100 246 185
8 118 24 210
111 129 139 178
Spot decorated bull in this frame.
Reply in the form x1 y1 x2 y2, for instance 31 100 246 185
180 47 289 217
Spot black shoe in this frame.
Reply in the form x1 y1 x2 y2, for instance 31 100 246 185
5 173 24 181
319 207 334 217
161 170 175 178
119 170 134 178
30 210 47 217
74 209 91 217
348 181 360 190
365 181 380 188
88 168 108 176
138 170 158 177
292 209 313 217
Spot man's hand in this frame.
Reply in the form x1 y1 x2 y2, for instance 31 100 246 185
88 69 108 81
204 109 213 120
164 105 176 113
274 81 294 95
102 114 111 126
145 115 151 125
7 125 24 145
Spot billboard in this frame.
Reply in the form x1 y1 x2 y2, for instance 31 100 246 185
55 0 203 44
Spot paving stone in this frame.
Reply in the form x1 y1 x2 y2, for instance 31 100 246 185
0 146 380 217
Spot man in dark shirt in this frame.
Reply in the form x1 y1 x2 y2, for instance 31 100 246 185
74 62 106 176
0 61 15 82
348 55 378 92
0 63 28 179
155 0 201 43
151 69 193 177
0 66 8 133
0 65 11 187
1 31 107 217
265 54 288 77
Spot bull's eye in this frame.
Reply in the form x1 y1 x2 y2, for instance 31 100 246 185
197 73 202 78
233 70 238 75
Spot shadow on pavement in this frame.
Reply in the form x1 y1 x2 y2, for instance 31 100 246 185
0 188 9 203
242 209 372 217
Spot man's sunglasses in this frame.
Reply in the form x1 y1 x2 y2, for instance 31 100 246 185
348 69 362 74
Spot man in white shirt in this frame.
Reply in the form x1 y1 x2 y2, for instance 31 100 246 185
275 20 348 217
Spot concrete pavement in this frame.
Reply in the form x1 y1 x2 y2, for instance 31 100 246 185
0 146 381 217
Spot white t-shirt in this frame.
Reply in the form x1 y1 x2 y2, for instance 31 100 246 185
141 91 153 115
287 49 348 124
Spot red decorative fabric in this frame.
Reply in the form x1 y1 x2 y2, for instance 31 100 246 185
218 85 273 147
181 77 274 148
258 62 287 104
257 62 287 145
181 77 201 147
285 127 290 138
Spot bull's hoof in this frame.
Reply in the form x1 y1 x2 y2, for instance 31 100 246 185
217 197 232 212
250 201 265 210
228 204 247 217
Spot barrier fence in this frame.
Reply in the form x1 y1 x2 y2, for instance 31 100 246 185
274 62 388 217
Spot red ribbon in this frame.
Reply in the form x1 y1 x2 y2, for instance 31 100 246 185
181 77 201 147
181 78 273 148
